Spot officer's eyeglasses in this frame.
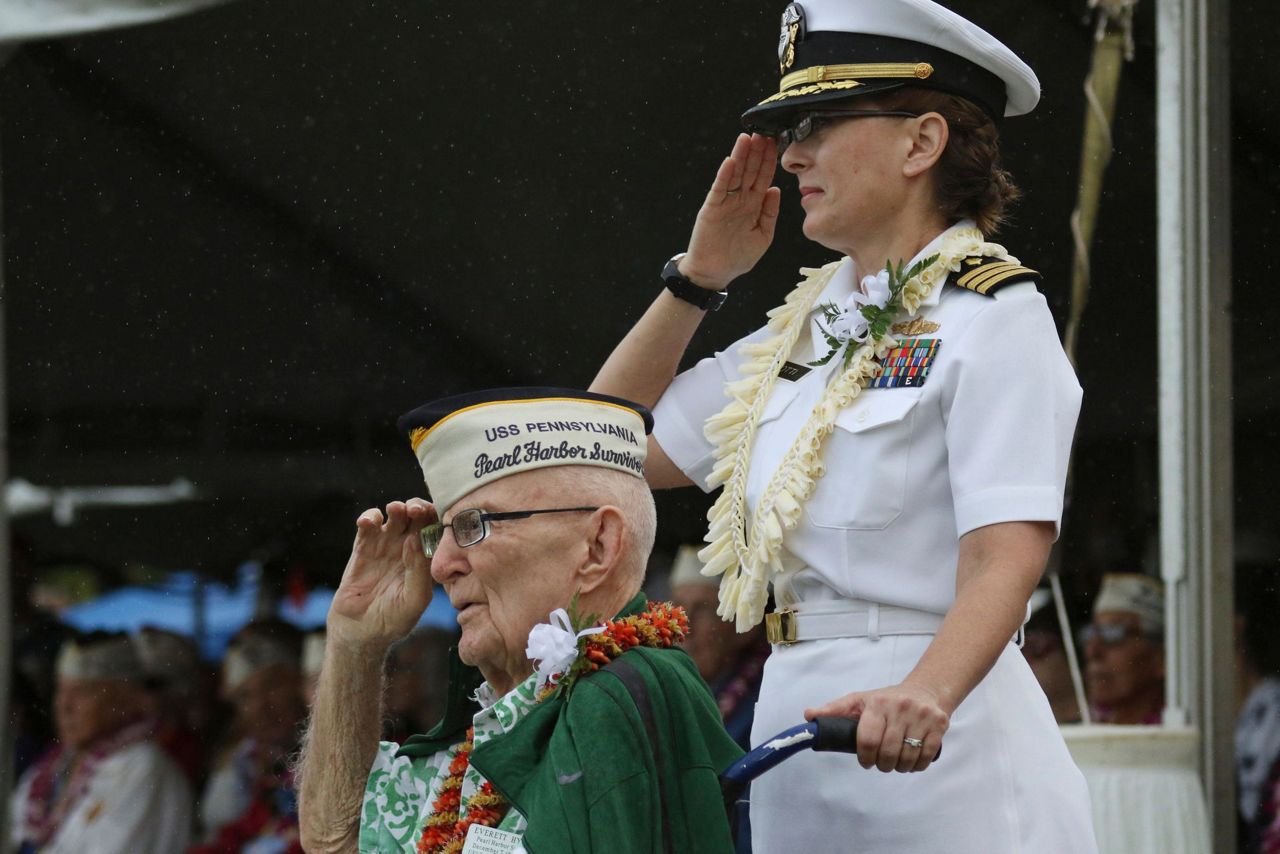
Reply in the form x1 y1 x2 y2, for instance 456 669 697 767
420 506 599 558
1077 622 1157 647
773 109 922 154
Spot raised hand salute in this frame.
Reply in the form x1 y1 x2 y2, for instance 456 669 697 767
329 499 435 648
678 133 783 291
297 498 435 853
301 390 742 853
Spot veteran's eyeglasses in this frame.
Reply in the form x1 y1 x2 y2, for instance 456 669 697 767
419 506 600 558
773 109 922 154
1077 622 1156 648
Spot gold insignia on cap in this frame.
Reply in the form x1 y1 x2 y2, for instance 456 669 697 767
775 62 938 96
891 318 941 336
781 25 799 73
759 80 861 105
777 4 805 75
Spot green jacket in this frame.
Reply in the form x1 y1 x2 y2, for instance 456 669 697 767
398 593 743 853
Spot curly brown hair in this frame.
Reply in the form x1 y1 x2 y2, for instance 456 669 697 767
862 88 1020 235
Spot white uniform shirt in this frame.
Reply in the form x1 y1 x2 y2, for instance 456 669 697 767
654 223 1081 615
10 740 193 854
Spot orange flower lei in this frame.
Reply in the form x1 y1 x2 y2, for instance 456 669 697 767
565 600 689 688
416 729 507 854
415 601 689 854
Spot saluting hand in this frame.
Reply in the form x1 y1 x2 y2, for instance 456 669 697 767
678 133 782 291
805 681 950 774
328 498 435 649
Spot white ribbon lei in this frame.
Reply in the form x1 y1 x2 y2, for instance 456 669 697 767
525 608 606 691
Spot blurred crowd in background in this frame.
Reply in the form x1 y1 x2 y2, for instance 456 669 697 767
8 545 1280 853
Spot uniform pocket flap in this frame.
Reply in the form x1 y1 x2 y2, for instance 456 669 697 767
759 380 801 425
834 392 922 434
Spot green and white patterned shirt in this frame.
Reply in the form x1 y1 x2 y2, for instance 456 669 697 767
359 673 542 853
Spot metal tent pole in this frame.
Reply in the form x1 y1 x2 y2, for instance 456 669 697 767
0 102 13 849
1156 0 1234 848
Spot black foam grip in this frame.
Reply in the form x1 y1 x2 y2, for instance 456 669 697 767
812 717 859 753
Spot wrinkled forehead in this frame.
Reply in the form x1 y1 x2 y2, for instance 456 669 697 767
441 466 570 520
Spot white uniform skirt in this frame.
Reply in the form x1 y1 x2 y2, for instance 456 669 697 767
748 633 1098 854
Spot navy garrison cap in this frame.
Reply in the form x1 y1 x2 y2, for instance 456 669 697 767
397 388 652 512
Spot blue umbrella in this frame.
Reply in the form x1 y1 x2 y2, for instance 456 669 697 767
61 566 457 660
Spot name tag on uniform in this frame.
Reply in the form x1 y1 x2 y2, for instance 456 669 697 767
778 361 812 382
463 824 524 854
866 339 941 389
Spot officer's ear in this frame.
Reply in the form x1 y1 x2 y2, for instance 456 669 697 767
902 112 949 178
575 505 626 595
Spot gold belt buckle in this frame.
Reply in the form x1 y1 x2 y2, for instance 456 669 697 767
765 609 798 645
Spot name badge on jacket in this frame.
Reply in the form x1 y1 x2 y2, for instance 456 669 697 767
463 824 524 853
867 338 941 389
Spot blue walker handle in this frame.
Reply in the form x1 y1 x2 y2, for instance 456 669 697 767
720 717 859 786
719 717 940 839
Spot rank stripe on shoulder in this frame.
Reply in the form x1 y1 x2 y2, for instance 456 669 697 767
949 257 1042 296
968 265 1041 295
960 263 1022 293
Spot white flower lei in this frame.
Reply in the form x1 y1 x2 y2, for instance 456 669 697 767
698 226 1016 630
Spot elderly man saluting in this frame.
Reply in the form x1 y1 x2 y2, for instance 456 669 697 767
297 389 742 854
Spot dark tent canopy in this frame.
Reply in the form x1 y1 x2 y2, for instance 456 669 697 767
3 0 1276 591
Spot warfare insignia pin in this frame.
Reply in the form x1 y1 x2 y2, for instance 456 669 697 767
778 3 806 75
890 318 941 337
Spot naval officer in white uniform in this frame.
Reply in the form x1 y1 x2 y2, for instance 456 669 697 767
591 0 1098 850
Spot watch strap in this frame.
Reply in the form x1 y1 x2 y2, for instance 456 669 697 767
661 256 727 311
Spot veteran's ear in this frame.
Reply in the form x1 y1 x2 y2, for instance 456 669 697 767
575 505 627 594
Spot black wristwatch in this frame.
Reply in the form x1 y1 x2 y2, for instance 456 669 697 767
661 254 728 311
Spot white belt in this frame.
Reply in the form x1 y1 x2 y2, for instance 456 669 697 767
765 600 944 645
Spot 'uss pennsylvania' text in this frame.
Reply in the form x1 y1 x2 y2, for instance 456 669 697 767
483 421 639 446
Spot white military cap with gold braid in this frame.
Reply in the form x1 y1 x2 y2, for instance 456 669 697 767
743 0 1040 132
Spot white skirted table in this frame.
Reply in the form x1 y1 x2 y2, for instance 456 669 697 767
1061 725 1211 854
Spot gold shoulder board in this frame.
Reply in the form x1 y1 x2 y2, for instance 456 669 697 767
948 255 1042 296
